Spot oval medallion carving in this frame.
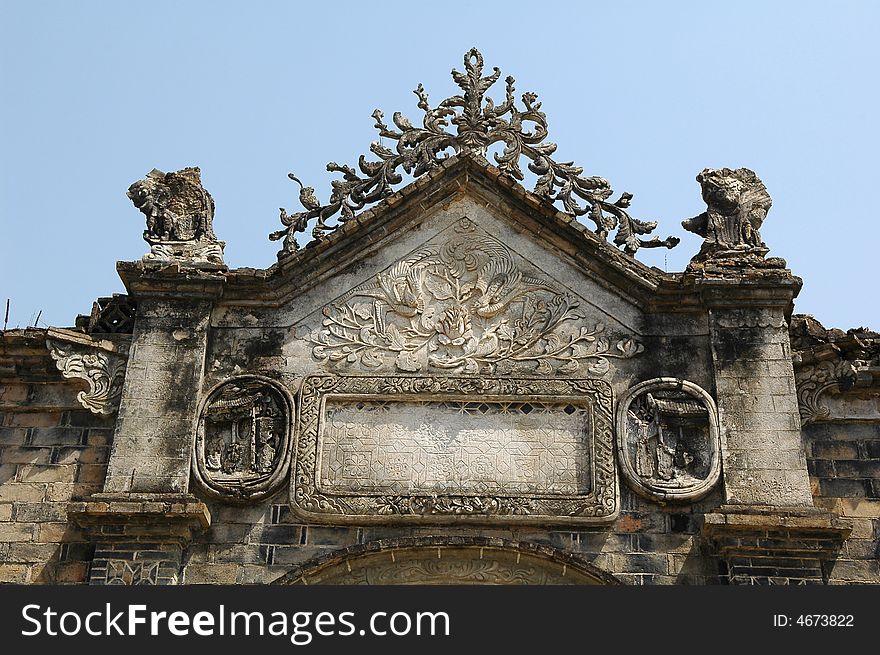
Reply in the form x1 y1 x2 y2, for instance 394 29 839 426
193 376 293 502
616 378 720 502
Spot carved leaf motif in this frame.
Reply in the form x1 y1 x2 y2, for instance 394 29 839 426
462 358 480 375
385 324 408 352
353 302 374 320
360 349 384 369
558 359 580 374
616 338 643 358
395 351 422 372
587 358 610 377
544 333 562 353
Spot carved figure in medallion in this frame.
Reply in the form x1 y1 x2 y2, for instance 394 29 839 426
193 376 293 502
616 378 721 502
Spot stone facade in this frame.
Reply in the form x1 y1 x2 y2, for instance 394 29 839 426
1 51 878 586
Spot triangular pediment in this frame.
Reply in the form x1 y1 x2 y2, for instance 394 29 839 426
302 209 646 378
202 163 689 382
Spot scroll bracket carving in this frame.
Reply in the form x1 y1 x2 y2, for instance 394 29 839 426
795 360 860 426
46 328 129 416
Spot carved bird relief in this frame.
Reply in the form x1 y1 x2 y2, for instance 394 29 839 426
363 261 427 318
470 258 549 318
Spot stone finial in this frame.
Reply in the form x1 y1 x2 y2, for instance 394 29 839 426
271 48 679 258
682 167 782 267
127 166 224 265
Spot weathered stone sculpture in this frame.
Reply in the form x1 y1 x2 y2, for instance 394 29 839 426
272 48 679 257
127 166 224 265
682 167 781 266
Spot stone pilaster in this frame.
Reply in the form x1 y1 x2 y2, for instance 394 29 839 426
699 273 813 506
68 263 223 584
104 263 224 493
697 272 854 583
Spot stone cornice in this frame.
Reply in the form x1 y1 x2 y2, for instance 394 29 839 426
116 260 227 300
694 270 802 310
68 493 211 546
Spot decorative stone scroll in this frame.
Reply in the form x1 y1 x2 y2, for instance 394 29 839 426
794 360 858 426
291 374 617 525
616 378 721 502
272 48 678 256
193 376 293 502
309 218 644 377
127 166 225 265
47 338 127 415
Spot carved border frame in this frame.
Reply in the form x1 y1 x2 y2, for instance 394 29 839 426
291 375 617 525
615 377 721 503
191 375 295 503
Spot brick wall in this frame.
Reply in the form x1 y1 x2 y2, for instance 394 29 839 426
804 421 880 583
182 486 725 585
0 379 112 583
2 346 878 585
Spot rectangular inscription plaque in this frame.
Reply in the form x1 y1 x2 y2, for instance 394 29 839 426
319 399 592 495
292 375 617 525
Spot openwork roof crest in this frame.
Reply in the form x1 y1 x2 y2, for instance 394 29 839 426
271 48 679 258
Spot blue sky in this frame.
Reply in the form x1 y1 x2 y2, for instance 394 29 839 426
1 1 877 330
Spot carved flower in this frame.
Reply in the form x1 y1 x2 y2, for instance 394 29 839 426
439 238 481 277
437 307 472 345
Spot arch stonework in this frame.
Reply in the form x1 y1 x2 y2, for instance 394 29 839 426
273 537 620 585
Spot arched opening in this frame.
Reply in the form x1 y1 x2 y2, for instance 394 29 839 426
273 536 619 585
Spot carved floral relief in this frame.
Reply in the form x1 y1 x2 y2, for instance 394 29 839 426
193 376 293 502
309 218 643 376
616 378 721 502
